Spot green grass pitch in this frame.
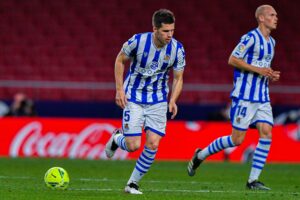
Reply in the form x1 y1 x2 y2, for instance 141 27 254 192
0 158 299 200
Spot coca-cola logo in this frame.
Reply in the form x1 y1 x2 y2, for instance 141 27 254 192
9 121 128 160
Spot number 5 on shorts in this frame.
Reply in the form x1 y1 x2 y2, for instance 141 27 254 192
124 110 130 122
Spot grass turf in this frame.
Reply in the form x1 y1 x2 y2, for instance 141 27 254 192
0 158 299 200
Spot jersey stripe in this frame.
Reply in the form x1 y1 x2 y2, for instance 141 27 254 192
230 28 275 102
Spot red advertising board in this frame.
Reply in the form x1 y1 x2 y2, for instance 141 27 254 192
0 118 299 162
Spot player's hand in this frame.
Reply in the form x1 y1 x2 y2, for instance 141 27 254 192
257 67 274 77
168 101 178 119
270 71 280 82
115 90 127 109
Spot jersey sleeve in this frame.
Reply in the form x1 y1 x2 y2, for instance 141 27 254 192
173 44 186 71
121 34 138 57
231 34 255 59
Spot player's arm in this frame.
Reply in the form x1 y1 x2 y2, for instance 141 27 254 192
115 51 130 109
228 55 280 79
169 70 184 119
228 55 274 78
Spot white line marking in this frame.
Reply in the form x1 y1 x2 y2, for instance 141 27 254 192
70 187 300 195
1 176 299 195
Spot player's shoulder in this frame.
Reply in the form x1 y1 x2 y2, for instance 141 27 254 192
170 37 184 49
127 32 149 42
269 36 276 46
135 32 151 39
241 29 256 40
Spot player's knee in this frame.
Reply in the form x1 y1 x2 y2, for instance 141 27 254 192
231 135 244 146
146 142 159 150
126 142 140 152
260 131 272 140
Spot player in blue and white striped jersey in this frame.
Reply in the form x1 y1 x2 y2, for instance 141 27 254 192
105 9 185 194
188 5 280 190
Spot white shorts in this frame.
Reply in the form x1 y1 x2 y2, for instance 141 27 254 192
122 101 168 137
230 98 273 131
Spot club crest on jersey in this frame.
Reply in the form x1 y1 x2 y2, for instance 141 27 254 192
236 117 241 123
164 54 170 61
143 52 148 57
124 123 129 131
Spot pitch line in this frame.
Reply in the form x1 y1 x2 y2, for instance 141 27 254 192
0 175 211 185
1 176 299 196
70 187 300 195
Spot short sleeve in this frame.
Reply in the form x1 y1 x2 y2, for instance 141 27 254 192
173 44 186 71
231 34 255 59
121 34 138 57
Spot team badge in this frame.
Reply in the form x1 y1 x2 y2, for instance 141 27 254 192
164 54 170 61
236 117 241 123
124 123 129 131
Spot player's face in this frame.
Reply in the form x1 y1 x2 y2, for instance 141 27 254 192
262 7 278 30
153 23 175 47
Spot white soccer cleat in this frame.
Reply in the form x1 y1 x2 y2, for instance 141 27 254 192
105 129 122 158
124 182 142 194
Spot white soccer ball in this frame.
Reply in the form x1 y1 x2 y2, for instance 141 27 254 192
44 167 70 190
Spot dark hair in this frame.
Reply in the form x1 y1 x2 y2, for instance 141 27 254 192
152 9 175 28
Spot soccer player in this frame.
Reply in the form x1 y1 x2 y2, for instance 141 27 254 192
105 9 185 194
187 5 280 190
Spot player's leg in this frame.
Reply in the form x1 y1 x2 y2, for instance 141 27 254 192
105 102 143 158
188 98 253 176
125 102 167 194
187 128 246 176
247 103 273 190
125 131 162 194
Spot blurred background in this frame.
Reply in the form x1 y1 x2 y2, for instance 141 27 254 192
0 0 299 122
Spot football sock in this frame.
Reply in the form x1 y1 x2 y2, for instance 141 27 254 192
198 135 235 160
114 134 129 152
248 138 271 183
127 146 157 184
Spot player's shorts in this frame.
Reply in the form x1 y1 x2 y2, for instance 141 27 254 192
122 101 167 137
230 98 273 131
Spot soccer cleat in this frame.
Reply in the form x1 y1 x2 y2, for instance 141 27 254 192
187 148 203 176
246 180 271 190
105 129 122 158
124 182 143 194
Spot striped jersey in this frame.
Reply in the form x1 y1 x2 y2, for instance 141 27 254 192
230 28 275 102
122 32 186 104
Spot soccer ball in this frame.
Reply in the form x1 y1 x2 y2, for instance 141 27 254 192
44 167 70 190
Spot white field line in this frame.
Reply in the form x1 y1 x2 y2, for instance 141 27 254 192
0 176 299 195
70 188 300 195
0 176 210 185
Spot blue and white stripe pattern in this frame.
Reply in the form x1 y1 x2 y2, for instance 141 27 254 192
122 32 185 104
135 146 157 175
127 146 157 183
115 135 129 152
199 136 236 160
231 28 275 103
251 138 271 170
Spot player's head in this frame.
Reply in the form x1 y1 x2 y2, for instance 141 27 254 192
152 9 175 47
255 5 278 30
